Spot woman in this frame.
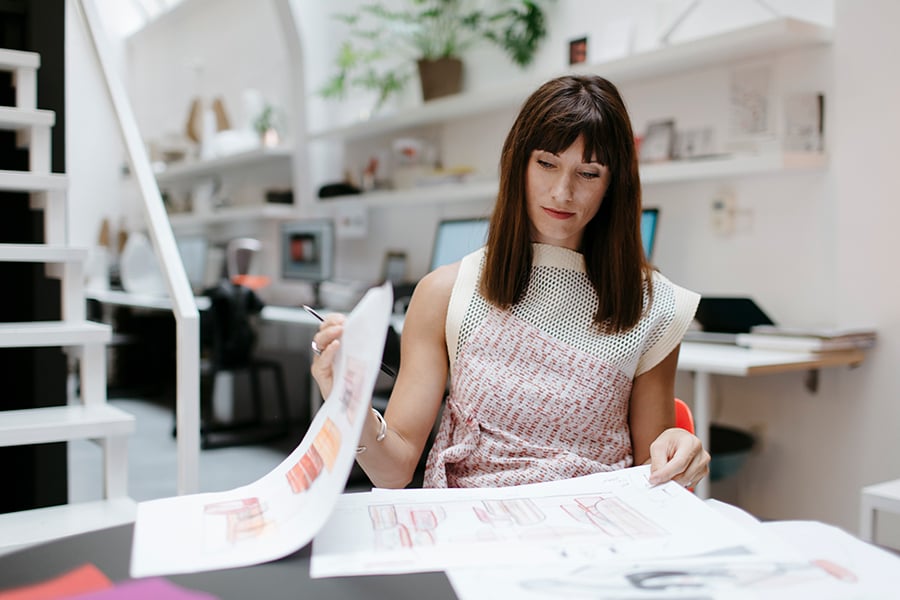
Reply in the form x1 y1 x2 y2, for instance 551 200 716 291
311 75 709 490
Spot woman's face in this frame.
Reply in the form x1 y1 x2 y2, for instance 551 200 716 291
525 134 610 251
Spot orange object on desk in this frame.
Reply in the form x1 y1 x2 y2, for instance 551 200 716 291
0 563 111 600
231 274 271 290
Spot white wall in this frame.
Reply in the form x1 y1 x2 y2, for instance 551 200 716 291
66 0 132 248
64 0 900 537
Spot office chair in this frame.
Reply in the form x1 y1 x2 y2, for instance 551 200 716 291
197 278 291 449
674 398 695 434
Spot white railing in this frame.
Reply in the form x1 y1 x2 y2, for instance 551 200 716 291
76 0 200 494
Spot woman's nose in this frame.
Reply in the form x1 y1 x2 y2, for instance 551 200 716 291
551 173 573 202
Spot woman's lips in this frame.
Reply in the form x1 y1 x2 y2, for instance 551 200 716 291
542 207 574 219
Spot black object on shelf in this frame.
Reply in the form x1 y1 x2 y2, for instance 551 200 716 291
318 182 361 198
265 189 293 204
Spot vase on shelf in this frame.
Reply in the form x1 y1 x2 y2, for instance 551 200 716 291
417 57 463 101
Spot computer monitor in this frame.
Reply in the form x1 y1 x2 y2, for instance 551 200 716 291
281 219 335 294
429 218 490 272
174 235 208 293
641 207 659 261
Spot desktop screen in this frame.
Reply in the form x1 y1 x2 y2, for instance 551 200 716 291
429 218 490 271
641 208 659 260
175 235 208 293
281 218 335 283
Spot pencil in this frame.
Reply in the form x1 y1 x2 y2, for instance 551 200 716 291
302 305 397 378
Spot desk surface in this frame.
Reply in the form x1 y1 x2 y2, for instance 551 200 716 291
86 289 405 330
0 524 457 599
679 341 866 376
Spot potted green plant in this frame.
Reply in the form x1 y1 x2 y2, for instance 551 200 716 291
320 0 553 111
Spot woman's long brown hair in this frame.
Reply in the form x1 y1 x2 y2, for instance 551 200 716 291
481 75 653 332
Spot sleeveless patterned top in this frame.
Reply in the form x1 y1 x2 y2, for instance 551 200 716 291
423 244 699 488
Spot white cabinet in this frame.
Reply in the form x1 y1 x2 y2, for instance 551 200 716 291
309 17 831 207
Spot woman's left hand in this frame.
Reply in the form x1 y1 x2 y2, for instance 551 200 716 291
647 428 710 488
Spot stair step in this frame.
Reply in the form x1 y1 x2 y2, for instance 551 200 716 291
0 244 87 263
0 106 54 130
0 321 110 348
0 404 135 447
0 48 40 71
0 498 136 556
0 170 67 192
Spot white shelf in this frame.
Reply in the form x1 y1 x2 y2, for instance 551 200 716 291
0 405 135 447
155 145 293 186
309 17 831 142
322 179 499 207
640 151 827 184
168 202 299 228
319 152 825 205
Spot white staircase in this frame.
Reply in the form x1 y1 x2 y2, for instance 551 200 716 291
0 48 136 554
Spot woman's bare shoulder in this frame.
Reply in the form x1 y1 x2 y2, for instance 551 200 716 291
405 262 459 327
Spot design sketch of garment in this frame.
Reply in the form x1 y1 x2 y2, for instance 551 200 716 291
369 504 447 549
425 244 699 488
561 494 667 539
518 557 859 597
473 499 545 527
203 497 272 546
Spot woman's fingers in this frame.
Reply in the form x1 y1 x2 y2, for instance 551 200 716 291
648 428 710 488
310 315 346 399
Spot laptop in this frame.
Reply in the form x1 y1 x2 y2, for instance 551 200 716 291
683 297 776 344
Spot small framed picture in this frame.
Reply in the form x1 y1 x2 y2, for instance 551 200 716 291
381 251 408 284
674 126 716 160
639 119 676 163
568 36 588 65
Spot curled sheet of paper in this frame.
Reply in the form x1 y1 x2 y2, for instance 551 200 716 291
130 282 392 577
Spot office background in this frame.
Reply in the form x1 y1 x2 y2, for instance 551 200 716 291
59 0 899 542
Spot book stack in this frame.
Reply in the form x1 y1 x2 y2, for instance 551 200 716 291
735 325 877 353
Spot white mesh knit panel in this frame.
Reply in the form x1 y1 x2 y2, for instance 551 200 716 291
452 245 685 379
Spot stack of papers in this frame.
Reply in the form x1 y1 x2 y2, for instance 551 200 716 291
310 467 900 599
736 325 876 353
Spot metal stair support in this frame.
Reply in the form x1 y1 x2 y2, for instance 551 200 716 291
0 46 137 554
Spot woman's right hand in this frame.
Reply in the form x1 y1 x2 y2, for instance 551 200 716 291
310 312 346 399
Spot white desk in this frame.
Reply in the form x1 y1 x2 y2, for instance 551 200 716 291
87 290 868 498
678 341 866 497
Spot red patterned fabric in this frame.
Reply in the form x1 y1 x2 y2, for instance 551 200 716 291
425 308 633 488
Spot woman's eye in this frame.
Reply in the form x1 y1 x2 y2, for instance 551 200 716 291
581 171 600 179
537 159 554 168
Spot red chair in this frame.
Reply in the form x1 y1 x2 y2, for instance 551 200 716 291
674 397 697 492
674 397 695 434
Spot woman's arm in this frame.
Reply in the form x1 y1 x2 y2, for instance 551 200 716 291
310 264 458 488
629 345 679 465
629 344 710 487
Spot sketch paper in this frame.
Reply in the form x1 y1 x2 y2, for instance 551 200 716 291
445 518 900 599
129 283 393 577
310 466 759 578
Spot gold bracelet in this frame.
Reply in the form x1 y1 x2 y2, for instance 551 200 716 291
357 407 387 454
